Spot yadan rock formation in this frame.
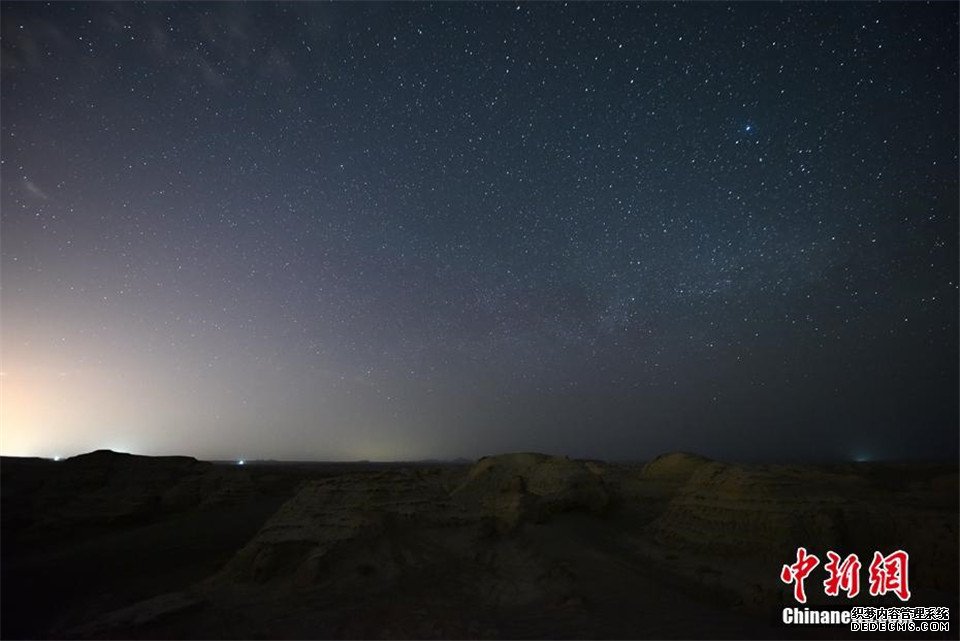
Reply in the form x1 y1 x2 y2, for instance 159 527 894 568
2 450 956 639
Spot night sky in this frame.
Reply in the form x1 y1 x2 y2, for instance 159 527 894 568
1 2 957 463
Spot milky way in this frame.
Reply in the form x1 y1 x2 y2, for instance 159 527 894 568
1 2 957 461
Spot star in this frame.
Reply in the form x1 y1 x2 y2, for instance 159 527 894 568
0 1 954 463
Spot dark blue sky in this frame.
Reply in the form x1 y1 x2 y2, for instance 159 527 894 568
1 2 957 462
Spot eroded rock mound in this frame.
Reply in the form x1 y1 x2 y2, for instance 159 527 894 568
9 450 255 545
205 459 592 632
640 451 712 483
218 468 464 587
637 458 958 607
647 461 860 559
37 452 955 640
451 453 609 532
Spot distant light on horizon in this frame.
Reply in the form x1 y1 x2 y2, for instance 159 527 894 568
237 459 245 466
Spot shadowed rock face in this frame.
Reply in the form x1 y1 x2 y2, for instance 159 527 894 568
0 450 295 641
3 450 957 640
634 459 958 608
3 450 256 546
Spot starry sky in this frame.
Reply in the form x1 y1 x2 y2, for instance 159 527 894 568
1 2 957 463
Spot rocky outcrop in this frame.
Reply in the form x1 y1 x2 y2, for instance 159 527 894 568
451 453 610 532
640 451 713 483
633 456 959 607
7 450 256 545
218 467 463 586
206 455 602 625
646 461 862 559
30 452 954 640
219 453 610 589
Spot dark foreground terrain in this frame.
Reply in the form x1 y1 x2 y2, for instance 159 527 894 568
2 450 957 639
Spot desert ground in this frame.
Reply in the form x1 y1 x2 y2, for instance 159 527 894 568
1 450 957 639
